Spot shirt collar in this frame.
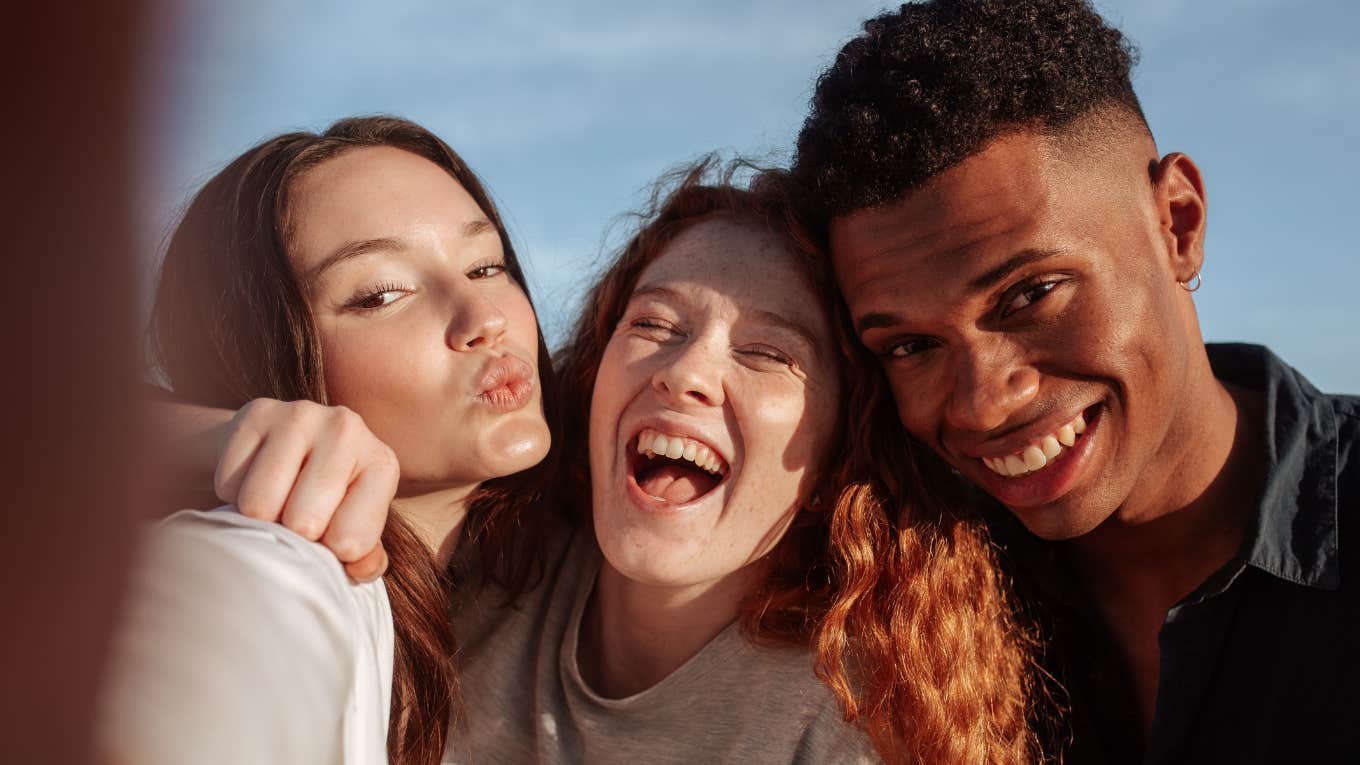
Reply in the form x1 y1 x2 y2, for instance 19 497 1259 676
1207 343 1340 591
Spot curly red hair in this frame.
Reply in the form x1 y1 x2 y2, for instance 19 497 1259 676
553 157 1051 763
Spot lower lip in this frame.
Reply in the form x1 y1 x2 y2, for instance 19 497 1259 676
475 377 534 413
973 404 1104 509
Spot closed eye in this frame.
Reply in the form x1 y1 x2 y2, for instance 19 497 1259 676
739 345 794 367
630 318 682 342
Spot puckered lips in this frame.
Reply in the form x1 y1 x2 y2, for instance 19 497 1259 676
473 354 535 413
962 401 1106 509
625 424 730 511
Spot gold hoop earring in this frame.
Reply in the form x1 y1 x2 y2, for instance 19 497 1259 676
1178 268 1202 293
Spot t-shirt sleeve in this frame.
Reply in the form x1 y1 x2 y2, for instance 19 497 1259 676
97 509 367 765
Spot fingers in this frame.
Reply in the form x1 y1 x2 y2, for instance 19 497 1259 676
212 398 400 559
231 424 311 526
320 445 399 563
343 545 389 584
279 436 359 542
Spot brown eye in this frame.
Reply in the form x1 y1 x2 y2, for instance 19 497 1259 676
345 284 411 311
883 337 938 359
1001 279 1062 318
468 262 507 280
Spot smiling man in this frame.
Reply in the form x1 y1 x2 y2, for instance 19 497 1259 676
792 0 1357 762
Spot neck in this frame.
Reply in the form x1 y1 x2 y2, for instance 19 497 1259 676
578 559 766 699
1070 372 1263 606
390 481 478 567
1066 360 1264 733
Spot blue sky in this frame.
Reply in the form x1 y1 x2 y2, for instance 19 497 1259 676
137 0 1359 391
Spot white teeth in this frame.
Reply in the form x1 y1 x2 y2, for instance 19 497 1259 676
1056 424 1076 447
1022 445 1047 472
635 428 725 476
979 410 1093 478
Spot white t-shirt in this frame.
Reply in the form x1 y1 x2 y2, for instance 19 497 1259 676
99 508 394 764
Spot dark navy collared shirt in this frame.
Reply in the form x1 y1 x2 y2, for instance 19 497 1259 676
994 344 1358 764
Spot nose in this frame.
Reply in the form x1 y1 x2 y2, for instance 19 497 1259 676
446 288 508 351
651 337 725 409
944 339 1039 433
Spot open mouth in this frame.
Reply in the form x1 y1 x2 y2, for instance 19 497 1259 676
627 427 729 506
979 403 1102 479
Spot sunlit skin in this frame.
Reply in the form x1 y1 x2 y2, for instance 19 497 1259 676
829 115 1263 730
287 146 550 555
582 219 839 697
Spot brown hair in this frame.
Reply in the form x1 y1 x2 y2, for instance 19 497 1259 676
150 115 556 765
554 157 1045 763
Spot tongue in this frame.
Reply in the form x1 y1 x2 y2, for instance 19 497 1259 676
637 463 716 504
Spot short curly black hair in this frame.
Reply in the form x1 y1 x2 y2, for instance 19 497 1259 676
792 0 1145 223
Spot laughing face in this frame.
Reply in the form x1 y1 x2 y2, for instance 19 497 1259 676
588 218 840 589
830 126 1207 541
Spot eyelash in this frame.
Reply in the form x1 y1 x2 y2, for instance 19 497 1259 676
467 259 508 280
345 281 411 311
630 318 794 366
879 277 1069 360
999 277 1065 319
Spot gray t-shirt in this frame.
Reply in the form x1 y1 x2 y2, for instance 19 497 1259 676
445 525 879 764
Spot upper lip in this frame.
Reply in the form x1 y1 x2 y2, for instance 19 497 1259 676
627 416 733 469
956 403 1096 459
475 354 534 395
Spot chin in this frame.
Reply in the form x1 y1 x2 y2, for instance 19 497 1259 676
477 418 552 478
1008 498 1113 541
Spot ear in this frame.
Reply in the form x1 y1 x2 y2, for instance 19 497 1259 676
1151 152 1207 282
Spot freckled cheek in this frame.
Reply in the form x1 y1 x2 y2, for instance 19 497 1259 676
587 342 637 471
743 389 831 478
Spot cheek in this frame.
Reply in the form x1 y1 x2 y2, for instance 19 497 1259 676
319 323 424 407
588 341 632 467
744 381 834 489
886 367 940 440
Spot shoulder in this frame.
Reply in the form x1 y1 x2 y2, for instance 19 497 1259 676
719 639 880 761
100 508 392 764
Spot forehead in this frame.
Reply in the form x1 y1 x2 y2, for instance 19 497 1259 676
635 218 826 333
829 133 1061 296
287 146 485 266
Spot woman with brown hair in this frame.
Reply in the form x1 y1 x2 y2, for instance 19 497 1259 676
152 153 1046 762
100 116 555 765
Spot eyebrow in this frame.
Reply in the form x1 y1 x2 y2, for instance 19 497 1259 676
306 218 497 282
307 237 405 282
630 284 824 359
854 248 1064 336
966 247 1063 291
750 308 823 360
